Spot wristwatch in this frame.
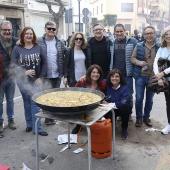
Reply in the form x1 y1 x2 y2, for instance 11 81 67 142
163 71 166 76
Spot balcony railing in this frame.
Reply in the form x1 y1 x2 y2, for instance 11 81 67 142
0 0 27 8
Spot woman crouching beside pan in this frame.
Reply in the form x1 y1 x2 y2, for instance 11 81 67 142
71 64 106 134
103 69 131 140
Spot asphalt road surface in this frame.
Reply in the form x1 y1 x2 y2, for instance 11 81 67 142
0 83 170 170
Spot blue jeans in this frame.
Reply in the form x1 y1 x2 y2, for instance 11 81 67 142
0 78 15 123
17 80 43 133
135 76 154 119
125 76 133 114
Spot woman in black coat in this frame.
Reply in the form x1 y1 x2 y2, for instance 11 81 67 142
63 32 89 87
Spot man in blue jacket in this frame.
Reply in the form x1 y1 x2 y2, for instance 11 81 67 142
0 21 18 137
131 26 159 127
110 24 137 122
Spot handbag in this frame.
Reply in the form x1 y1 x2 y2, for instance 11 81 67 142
147 55 170 93
147 72 169 93
158 56 170 77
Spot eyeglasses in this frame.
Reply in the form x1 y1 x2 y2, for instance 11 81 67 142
144 32 154 36
46 27 56 31
93 28 103 32
75 37 83 41
1 29 12 32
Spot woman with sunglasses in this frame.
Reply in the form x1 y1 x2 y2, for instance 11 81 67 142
11 27 48 136
63 32 89 87
153 26 170 135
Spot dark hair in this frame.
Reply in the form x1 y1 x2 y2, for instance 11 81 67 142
86 64 104 85
106 69 126 86
114 24 125 32
20 27 38 46
92 23 104 29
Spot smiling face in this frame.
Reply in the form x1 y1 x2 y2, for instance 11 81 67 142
45 24 56 39
0 23 12 41
143 28 156 44
115 26 125 41
24 29 33 44
74 33 83 48
164 30 170 44
93 24 104 40
110 73 120 87
90 68 100 82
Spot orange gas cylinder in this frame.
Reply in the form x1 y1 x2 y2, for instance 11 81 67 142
90 119 112 158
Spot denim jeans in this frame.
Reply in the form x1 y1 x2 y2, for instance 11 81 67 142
104 104 130 129
125 76 133 114
135 76 154 119
0 78 15 123
17 80 43 133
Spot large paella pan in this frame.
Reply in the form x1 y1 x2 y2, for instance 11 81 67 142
32 87 107 115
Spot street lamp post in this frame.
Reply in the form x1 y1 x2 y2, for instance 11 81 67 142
78 0 81 32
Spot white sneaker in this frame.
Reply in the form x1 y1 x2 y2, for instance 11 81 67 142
117 116 121 122
161 124 170 135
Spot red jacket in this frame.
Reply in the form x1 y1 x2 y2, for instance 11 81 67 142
75 79 106 94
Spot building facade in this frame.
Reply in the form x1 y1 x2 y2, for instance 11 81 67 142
65 0 91 38
89 0 169 35
0 0 27 37
26 0 68 39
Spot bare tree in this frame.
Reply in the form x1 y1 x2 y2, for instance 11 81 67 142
45 0 65 35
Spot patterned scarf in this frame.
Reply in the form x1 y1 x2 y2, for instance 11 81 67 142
0 35 12 56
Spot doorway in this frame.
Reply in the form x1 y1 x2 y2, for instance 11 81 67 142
6 18 21 38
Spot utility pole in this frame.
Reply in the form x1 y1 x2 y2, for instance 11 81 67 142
78 0 81 32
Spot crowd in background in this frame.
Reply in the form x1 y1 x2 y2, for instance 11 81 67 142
0 20 170 140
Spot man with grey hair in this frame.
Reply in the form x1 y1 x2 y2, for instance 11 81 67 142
0 20 18 137
131 26 159 128
38 21 65 125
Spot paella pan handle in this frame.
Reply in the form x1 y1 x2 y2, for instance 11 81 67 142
101 95 111 102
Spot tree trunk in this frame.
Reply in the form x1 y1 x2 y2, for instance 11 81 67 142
45 0 65 35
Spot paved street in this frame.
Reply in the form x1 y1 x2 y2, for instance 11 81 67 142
0 85 170 170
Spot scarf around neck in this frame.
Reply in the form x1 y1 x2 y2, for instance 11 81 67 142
0 35 12 56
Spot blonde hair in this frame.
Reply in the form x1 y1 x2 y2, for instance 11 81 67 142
160 26 170 47
69 32 87 49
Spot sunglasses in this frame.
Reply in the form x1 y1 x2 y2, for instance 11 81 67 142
46 27 56 31
75 37 83 41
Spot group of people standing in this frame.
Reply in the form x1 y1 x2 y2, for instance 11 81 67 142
0 21 66 137
0 20 170 140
